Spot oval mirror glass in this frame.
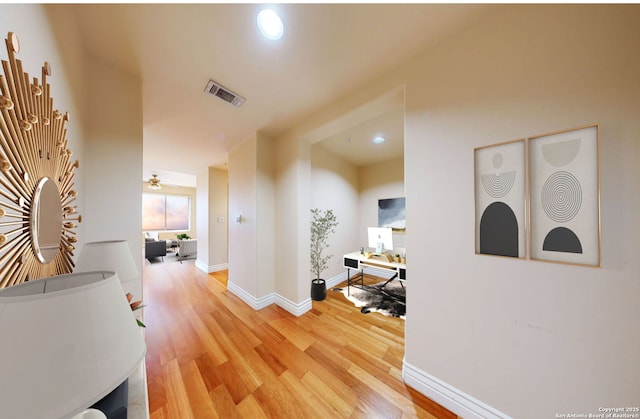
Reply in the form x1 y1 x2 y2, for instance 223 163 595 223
31 177 62 263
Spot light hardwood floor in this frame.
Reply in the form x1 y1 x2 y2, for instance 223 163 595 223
142 259 456 418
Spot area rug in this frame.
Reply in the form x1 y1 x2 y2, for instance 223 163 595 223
334 279 406 319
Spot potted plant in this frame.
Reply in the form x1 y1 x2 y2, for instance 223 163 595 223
176 233 191 240
310 208 339 301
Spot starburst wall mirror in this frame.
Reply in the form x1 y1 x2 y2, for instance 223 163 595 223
0 32 81 288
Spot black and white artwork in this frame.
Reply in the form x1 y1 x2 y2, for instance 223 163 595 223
474 140 526 258
529 125 600 266
378 197 406 231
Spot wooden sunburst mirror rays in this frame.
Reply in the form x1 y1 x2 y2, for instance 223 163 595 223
0 32 81 288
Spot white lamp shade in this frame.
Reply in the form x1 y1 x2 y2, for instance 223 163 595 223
75 240 139 283
0 271 146 419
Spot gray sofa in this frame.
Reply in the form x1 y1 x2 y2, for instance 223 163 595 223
145 240 166 261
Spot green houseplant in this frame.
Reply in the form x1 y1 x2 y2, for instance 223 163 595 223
310 208 339 301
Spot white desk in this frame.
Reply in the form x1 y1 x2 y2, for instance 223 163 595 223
343 252 406 299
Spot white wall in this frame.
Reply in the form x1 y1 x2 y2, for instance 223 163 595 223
228 135 258 297
83 55 142 298
271 4 640 418
196 170 209 265
311 144 359 280
208 167 228 270
256 134 275 297
358 157 405 252
228 133 277 305
275 132 311 303
401 5 640 417
196 168 228 273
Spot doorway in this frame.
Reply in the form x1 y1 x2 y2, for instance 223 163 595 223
308 85 406 319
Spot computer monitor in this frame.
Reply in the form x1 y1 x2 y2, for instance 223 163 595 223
368 227 393 254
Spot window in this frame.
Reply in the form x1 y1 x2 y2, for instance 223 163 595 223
142 193 190 231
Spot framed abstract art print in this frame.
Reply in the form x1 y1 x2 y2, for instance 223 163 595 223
474 139 526 259
528 124 601 267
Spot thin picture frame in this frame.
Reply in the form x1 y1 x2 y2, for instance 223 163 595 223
528 124 601 267
474 139 527 259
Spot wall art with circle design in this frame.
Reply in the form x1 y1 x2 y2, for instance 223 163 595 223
529 125 600 266
474 139 526 258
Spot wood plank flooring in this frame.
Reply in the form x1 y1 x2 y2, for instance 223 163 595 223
142 259 456 418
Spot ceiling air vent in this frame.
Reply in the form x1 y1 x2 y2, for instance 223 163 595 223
204 79 245 108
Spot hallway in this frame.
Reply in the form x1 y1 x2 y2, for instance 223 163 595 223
142 259 456 418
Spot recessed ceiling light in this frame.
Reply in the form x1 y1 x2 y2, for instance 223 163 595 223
372 136 385 144
257 9 284 40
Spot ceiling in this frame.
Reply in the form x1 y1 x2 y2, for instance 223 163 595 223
314 102 405 167
68 4 490 187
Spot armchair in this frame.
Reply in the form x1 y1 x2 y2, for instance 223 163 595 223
177 239 197 263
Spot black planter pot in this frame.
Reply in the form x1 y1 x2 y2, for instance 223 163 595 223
311 279 327 301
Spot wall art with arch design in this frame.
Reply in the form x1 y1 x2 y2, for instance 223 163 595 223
474 125 600 268
474 139 526 259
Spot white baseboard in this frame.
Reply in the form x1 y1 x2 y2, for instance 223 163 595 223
226 268 399 318
275 294 312 316
402 361 511 419
227 281 275 310
195 260 228 273
227 281 313 316
326 271 348 289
